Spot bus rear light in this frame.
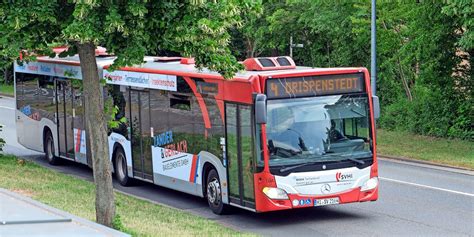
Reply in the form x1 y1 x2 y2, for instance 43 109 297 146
361 177 378 192
262 187 289 200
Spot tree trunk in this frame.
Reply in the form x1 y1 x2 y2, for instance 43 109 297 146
76 42 115 227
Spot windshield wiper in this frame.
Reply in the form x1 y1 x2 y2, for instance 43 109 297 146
278 156 366 173
342 157 365 165
279 161 320 173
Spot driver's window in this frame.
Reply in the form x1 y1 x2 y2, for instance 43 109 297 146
343 117 368 138
268 105 292 133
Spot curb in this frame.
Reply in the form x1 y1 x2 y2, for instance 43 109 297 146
379 154 474 174
0 187 130 237
0 93 14 98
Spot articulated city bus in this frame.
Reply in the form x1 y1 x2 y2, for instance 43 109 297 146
14 54 379 214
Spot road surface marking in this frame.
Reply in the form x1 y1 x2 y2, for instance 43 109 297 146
380 177 474 197
0 105 14 110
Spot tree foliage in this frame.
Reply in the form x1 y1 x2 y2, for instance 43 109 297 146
230 1 472 140
0 0 259 228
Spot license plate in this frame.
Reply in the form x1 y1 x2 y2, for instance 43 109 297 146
314 198 339 206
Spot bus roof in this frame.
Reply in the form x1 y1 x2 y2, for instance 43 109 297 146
34 54 365 80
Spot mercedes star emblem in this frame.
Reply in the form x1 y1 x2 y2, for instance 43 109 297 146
321 184 331 194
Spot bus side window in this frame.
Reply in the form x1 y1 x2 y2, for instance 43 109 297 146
37 76 56 121
15 72 24 110
170 76 192 111
106 85 128 136
170 94 191 111
20 74 42 117
202 96 224 159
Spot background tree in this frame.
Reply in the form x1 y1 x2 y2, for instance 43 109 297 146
230 1 472 140
0 0 256 227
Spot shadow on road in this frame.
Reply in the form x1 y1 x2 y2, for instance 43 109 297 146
18 154 369 231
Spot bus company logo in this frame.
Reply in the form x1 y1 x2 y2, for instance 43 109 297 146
27 65 39 72
40 65 52 73
54 67 64 74
335 172 353 182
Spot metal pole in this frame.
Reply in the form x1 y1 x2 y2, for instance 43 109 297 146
371 0 376 96
290 36 293 58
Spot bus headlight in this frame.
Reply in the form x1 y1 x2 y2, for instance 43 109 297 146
361 177 378 191
262 187 289 200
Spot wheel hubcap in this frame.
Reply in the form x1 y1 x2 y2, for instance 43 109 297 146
117 154 126 180
207 178 221 205
47 139 54 161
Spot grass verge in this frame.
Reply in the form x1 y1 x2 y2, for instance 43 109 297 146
0 83 14 96
377 129 474 169
0 154 251 237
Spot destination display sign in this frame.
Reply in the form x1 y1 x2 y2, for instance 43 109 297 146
266 73 365 99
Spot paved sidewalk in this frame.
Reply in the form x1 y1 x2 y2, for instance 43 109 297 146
0 188 129 237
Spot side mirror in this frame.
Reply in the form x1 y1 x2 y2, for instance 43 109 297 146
372 95 380 119
255 94 267 124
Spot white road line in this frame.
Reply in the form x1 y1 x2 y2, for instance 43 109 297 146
380 177 474 197
0 106 14 110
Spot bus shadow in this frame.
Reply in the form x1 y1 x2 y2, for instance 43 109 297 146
228 204 368 227
22 155 371 229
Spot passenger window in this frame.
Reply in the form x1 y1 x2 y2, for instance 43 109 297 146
176 76 192 94
170 94 191 111
344 117 369 139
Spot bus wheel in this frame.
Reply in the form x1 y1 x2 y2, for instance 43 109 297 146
206 169 227 215
114 148 131 186
44 132 59 165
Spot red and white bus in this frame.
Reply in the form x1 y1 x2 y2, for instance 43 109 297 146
14 54 379 214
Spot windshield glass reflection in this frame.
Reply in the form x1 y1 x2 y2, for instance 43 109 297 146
266 95 372 166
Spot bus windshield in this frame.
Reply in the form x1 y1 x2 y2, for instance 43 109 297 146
266 94 372 167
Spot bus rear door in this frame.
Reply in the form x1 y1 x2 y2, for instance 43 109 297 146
56 79 75 159
129 89 154 181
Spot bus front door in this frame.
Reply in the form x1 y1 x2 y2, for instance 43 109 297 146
130 89 154 181
226 104 256 209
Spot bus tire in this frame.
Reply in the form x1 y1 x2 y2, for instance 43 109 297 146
44 131 59 165
114 148 131 186
206 169 227 215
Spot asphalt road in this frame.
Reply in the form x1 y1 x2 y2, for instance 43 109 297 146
1 96 473 236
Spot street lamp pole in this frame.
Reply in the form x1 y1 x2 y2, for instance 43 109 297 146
290 36 293 58
290 36 303 58
371 0 377 96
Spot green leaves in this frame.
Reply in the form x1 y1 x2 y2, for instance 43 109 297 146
0 1 63 62
1 1 256 79
228 1 472 140
442 0 474 51
161 0 251 78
